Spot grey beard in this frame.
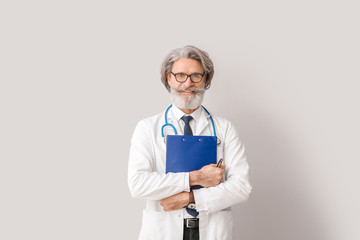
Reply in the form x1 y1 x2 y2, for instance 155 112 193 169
169 86 205 110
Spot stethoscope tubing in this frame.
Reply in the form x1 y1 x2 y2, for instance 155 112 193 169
161 104 217 138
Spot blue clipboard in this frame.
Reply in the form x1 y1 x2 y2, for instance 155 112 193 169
166 135 217 189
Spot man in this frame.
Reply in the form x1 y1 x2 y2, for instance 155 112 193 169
128 45 251 240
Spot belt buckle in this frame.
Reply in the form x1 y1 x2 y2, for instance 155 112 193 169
185 218 198 228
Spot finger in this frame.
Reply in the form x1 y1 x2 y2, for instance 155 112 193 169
220 164 226 169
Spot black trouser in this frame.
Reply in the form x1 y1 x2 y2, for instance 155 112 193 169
183 219 199 240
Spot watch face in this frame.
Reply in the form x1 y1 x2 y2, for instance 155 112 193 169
188 203 196 210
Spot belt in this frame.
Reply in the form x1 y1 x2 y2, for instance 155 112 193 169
184 218 199 229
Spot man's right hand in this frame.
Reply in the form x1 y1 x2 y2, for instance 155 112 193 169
189 164 226 188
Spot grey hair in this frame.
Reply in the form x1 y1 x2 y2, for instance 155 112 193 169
160 45 214 91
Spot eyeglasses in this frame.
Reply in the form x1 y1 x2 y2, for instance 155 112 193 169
170 72 205 83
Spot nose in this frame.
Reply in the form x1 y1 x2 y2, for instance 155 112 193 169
182 76 194 88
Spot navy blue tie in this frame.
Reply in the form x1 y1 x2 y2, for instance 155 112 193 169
182 116 193 136
181 115 199 217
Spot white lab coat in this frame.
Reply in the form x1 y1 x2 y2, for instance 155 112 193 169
128 106 251 240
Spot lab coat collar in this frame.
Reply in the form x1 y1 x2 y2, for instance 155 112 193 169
196 107 210 135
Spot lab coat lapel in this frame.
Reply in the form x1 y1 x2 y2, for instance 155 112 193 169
195 109 209 135
168 112 182 135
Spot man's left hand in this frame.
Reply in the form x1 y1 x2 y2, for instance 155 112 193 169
160 192 189 211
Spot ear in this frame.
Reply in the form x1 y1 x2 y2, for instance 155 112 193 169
166 73 171 84
203 75 207 87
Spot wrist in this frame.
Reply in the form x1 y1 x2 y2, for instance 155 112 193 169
189 191 195 203
189 170 201 186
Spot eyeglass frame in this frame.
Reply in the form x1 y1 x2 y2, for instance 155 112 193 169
170 71 205 83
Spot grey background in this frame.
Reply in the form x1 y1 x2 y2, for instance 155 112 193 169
1 0 359 239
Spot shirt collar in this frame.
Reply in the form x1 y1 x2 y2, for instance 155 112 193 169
171 104 202 123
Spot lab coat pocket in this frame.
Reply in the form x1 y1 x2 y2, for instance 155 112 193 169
208 210 234 240
139 209 166 240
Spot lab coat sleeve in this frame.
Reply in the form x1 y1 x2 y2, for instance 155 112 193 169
128 119 190 200
193 121 252 213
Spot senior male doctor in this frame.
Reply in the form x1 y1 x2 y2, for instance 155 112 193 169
128 45 251 240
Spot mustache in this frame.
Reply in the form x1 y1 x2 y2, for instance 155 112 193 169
172 86 205 94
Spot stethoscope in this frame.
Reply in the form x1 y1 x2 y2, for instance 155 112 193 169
161 105 221 145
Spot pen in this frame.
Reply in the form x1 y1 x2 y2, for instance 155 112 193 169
216 158 223 168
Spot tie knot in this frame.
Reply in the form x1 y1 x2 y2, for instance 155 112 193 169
182 115 193 124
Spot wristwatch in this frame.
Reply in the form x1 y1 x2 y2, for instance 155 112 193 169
187 202 196 210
